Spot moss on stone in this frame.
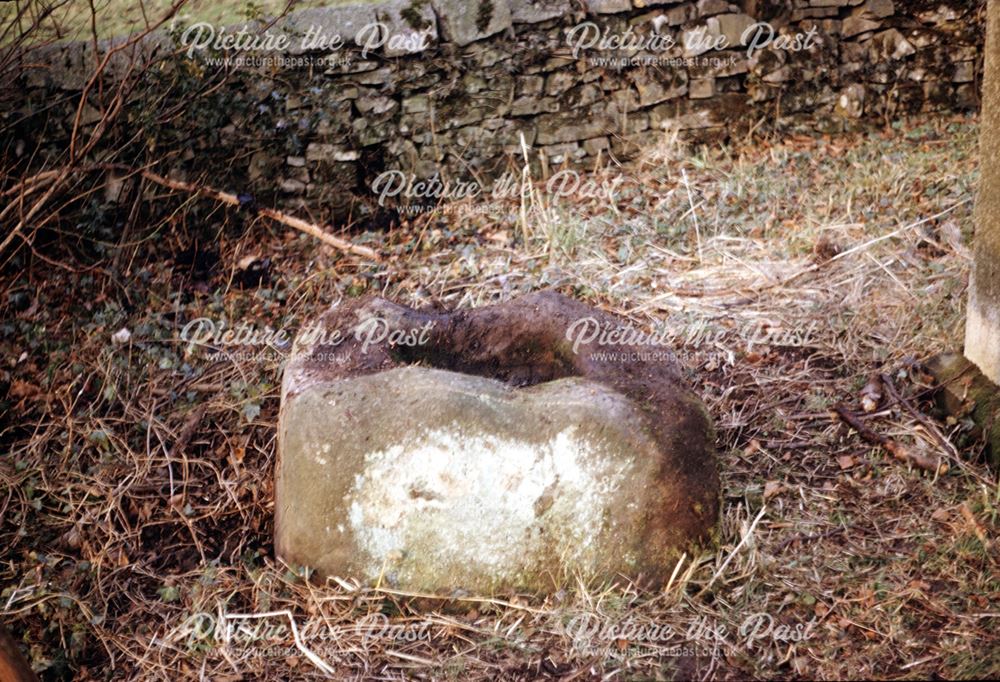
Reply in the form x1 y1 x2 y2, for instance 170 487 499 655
475 0 495 34
927 353 1000 471
401 0 432 31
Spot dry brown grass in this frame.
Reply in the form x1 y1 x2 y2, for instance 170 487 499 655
2 113 998 680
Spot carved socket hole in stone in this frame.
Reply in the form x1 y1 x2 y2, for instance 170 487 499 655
387 333 578 388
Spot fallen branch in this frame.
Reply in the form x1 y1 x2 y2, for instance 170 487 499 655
876 372 995 489
139 170 380 261
832 405 945 474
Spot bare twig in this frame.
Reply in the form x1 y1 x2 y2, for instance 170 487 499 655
832 405 945 474
138 170 380 261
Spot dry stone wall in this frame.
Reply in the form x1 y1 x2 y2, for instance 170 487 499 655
10 0 985 221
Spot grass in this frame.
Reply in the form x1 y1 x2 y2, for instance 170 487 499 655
1 112 998 680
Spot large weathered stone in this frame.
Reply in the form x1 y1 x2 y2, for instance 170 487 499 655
374 0 439 56
509 0 571 23
586 0 632 13
431 0 512 46
277 292 719 594
277 6 378 54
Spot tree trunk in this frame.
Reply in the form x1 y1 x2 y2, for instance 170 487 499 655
967 0 1000 383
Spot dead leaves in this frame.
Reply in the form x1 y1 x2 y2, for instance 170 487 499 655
958 502 991 550
836 454 857 470
8 379 40 399
763 480 784 501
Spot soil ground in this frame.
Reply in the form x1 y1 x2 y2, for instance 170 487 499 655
1 113 998 680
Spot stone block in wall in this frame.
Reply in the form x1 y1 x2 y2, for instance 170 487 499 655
463 43 513 67
869 66 894 85
314 114 347 138
434 90 512 130
462 72 491 94
950 45 978 61
953 61 975 83
666 3 697 26
25 42 93 90
582 136 611 155
696 0 731 17
279 6 377 55
633 0 683 7
509 0 572 23
791 7 838 20
516 75 546 97
715 74 745 93
542 142 585 164
304 161 357 204
855 0 894 19
565 83 605 108
906 29 938 49
528 56 577 73
545 71 578 96
842 15 880 38
762 66 792 83
690 77 716 98
649 92 748 130
356 94 398 115
871 28 915 61
834 83 865 117
688 50 749 78
608 131 646 158
350 67 396 85
432 0 512 46
306 143 360 163
917 5 960 25
922 80 950 109
714 13 757 47
630 112 651 132
330 85 361 100
898 82 927 112
955 83 978 109
353 118 393 146
399 70 444 92
399 113 430 138
682 25 716 57
598 70 629 93
813 19 843 36
586 0 632 13
495 119 538 149
511 96 562 116
684 13 757 56
782 85 838 113
841 39 868 64
374 0 439 56
633 70 689 106
649 104 714 130
403 94 430 114
609 88 642 113
279 177 307 194
535 108 615 144
808 0 857 6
